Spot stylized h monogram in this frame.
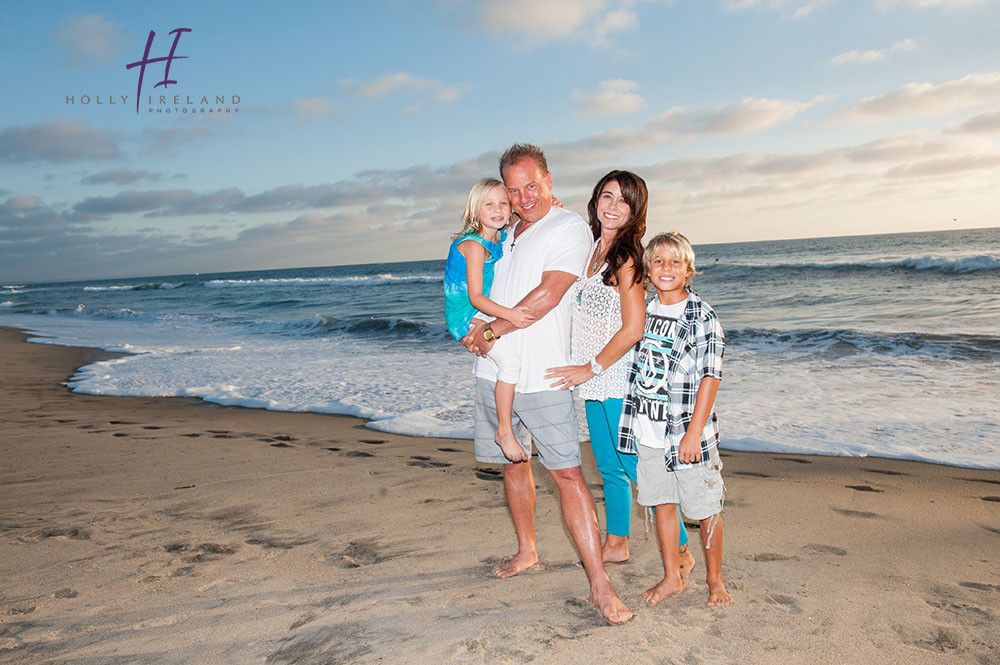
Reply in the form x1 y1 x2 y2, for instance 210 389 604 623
125 28 192 114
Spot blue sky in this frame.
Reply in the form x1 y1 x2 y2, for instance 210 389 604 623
1 0 998 282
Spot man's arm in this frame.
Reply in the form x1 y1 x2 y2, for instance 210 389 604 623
466 269 577 355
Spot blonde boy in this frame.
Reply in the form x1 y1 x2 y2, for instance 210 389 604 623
617 231 731 607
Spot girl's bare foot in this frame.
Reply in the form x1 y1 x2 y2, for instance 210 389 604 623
602 535 630 564
707 578 732 607
642 574 684 606
494 430 527 463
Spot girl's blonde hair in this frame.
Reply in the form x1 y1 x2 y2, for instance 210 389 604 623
643 231 700 287
453 178 506 239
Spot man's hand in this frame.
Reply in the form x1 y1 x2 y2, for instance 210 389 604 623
460 318 493 357
677 432 703 464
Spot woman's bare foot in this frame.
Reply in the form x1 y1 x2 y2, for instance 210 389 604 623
589 585 633 624
706 578 732 607
602 535 630 564
494 430 528 463
678 544 696 589
493 551 538 578
642 574 684 607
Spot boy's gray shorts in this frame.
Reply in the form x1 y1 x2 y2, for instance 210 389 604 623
636 444 724 520
474 378 581 470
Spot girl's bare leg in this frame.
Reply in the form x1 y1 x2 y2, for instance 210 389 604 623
494 381 527 462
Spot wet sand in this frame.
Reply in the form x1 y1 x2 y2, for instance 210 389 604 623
1 326 998 664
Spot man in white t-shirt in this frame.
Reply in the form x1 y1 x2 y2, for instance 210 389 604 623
464 143 633 625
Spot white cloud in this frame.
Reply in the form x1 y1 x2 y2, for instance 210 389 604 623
479 0 607 41
55 14 130 66
875 0 985 8
341 73 467 104
836 72 1000 123
591 9 638 45
573 79 647 116
291 97 333 117
831 37 916 64
953 111 1000 134
0 119 121 163
722 0 835 19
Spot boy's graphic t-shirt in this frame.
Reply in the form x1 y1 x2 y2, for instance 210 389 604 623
633 298 688 450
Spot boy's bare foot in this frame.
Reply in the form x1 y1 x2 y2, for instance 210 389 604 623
642 575 685 607
679 544 696 589
588 586 633 624
494 431 528 463
601 536 630 564
493 551 538 578
706 578 732 607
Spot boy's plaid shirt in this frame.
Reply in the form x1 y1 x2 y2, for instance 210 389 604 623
616 291 725 470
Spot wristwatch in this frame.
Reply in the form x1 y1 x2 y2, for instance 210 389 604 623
483 322 497 343
590 358 604 376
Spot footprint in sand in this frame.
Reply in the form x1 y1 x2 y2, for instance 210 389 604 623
142 425 162 430
182 433 201 438
959 582 1000 592
846 485 883 493
804 543 847 556
360 439 386 445
832 508 881 519
270 442 293 448
438 447 462 453
733 471 771 478
325 447 341 452
747 552 800 562
475 468 502 482
113 432 129 437
344 450 374 458
765 594 803 613
773 457 812 464
864 468 907 476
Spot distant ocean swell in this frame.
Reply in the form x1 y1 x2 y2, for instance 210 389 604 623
205 275 442 287
704 254 1000 275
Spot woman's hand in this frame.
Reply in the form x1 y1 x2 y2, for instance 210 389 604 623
506 305 537 329
544 364 595 390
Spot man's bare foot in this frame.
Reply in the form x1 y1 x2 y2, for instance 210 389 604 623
678 544 696 589
493 551 538 578
642 575 684 607
588 586 633 624
706 578 732 607
495 431 528 463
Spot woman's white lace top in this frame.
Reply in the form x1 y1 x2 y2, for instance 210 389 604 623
570 245 634 401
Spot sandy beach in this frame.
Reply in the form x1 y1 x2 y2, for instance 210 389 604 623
1 325 998 664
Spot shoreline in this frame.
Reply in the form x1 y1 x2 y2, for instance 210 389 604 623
6 325 994 471
1 325 998 664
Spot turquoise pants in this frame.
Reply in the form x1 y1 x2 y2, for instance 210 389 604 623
585 398 689 546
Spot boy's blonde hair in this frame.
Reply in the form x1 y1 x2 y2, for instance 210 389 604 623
454 177 506 239
644 231 700 287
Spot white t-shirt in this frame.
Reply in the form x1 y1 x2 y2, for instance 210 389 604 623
474 206 592 393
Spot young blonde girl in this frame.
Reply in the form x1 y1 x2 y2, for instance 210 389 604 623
444 178 535 462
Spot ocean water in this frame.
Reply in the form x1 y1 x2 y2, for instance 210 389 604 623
2 227 998 469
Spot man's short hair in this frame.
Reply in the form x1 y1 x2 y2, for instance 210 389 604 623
499 143 548 178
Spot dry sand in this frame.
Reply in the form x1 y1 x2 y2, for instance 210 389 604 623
1 325 998 664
